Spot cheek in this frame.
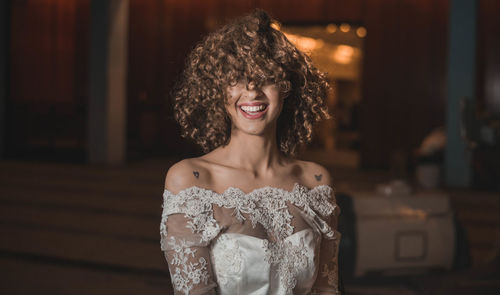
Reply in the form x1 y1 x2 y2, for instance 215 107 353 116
273 93 285 112
224 96 238 121
225 87 241 107
225 97 236 113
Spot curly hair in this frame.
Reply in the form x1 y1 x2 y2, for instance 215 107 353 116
172 9 331 156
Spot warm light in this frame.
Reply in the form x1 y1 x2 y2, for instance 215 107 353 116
284 33 322 53
340 23 351 33
326 23 337 34
332 45 354 64
315 39 325 49
271 22 281 31
398 207 428 219
356 26 367 38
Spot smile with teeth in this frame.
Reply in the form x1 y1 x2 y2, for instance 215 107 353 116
240 104 267 113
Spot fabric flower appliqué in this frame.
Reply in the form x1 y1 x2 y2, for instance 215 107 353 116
211 234 243 285
264 237 310 295
167 237 210 295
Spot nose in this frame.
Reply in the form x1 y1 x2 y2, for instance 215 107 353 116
244 83 263 100
244 89 259 100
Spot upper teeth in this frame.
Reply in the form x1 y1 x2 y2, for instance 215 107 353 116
241 105 266 112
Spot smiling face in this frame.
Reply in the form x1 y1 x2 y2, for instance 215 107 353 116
225 80 284 136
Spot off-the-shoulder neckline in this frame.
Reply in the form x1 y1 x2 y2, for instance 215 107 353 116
163 182 333 196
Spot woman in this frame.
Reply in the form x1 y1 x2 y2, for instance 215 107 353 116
160 9 341 295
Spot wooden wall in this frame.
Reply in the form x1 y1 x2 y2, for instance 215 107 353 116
6 0 89 162
360 0 448 168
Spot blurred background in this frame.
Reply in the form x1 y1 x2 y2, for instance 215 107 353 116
0 0 499 294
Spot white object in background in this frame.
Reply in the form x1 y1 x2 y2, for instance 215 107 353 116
352 192 455 277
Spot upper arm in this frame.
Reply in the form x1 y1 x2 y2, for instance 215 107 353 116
303 161 339 225
162 160 218 294
302 160 333 188
305 163 341 294
164 159 210 194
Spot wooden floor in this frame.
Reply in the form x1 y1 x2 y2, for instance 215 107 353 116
0 159 175 295
0 158 498 294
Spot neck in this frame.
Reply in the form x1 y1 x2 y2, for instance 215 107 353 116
219 124 284 177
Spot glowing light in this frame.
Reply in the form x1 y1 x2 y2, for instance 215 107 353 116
326 23 337 34
356 26 367 38
398 207 428 219
284 33 323 53
340 23 351 33
332 45 354 64
315 39 325 49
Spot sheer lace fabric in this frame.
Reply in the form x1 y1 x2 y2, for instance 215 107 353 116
160 183 341 295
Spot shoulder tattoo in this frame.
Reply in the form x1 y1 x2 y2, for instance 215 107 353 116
314 174 322 181
193 171 200 179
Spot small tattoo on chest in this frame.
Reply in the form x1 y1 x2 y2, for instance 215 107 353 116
193 171 199 179
314 174 322 181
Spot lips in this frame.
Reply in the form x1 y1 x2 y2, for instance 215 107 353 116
238 103 268 119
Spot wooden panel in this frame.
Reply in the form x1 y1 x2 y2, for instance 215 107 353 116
255 0 328 22
127 0 166 157
394 0 447 147
360 0 448 168
325 0 365 22
360 0 402 168
215 0 256 21
7 0 89 161
10 0 74 104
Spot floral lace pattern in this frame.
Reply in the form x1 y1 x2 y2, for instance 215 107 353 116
321 232 341 289
161 183 336 245
160 183 340 294
321 263 338 288
167 237 211 295
210 234 243 286
264 237 310 294
160 197 220 250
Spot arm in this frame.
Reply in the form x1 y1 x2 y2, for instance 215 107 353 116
161 160 217 295
162 214 217 295
311 210 341 294
308 162 342 295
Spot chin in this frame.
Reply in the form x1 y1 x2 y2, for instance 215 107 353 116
236 123 275 136
238 127 265 136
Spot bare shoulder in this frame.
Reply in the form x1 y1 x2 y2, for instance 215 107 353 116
164 158 211 194
294 159 333 188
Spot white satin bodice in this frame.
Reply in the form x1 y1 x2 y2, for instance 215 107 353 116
160 183 341 295
211 229 319 295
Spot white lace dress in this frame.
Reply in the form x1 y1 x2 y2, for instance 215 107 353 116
160 182 341 295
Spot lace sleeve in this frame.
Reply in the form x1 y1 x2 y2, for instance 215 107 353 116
310 191 342 295
160 189 221 295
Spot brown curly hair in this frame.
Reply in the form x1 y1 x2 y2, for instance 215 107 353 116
172 9 331 156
